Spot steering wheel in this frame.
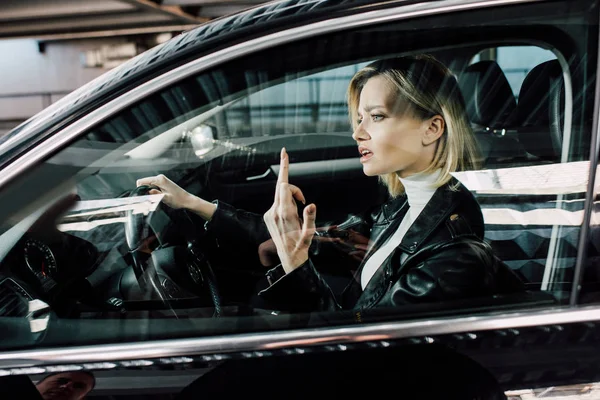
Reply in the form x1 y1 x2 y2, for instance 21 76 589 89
123 185 222 316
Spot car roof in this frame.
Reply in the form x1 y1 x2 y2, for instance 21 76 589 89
0 0 408 170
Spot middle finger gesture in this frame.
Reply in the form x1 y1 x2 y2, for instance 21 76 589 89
263 148 317 274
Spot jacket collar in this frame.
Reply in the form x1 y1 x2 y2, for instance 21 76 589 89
356 177 466 282
397 177 462 254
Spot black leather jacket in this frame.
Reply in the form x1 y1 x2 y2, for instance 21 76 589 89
205 178 524 313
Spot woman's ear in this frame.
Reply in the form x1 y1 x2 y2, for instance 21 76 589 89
422 115 445 146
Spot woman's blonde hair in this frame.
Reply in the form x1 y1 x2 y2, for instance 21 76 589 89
347 55 481 197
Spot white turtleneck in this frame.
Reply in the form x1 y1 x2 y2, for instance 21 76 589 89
360 169 442 290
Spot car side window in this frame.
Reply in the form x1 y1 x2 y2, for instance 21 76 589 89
217 64 369 139
72 29 591 308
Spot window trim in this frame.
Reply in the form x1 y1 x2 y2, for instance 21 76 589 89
543 48 575 293
0 304 599 372
571 2 600 305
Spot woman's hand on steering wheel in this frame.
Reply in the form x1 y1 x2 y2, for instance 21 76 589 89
263 148 317 274
136 174 195 210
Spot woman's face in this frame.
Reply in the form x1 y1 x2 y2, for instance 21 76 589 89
353 76 439 178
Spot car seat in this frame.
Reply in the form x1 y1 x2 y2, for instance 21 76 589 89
514 59 565 162
458 60 527 168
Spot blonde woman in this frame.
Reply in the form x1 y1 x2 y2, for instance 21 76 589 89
138 55 523 313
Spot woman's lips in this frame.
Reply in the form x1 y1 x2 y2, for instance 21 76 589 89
358 147 373 163
360 153 373 163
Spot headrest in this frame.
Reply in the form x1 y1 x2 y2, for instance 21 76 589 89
459 61 517 127
515 59 564 161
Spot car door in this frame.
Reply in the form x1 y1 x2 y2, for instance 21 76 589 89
0 0 599 397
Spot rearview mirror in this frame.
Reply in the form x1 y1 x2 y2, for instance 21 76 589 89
189 124 216 157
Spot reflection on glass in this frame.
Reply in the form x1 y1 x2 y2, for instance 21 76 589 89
35 372 95 400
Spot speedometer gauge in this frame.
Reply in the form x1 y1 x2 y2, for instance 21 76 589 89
24 239 58 285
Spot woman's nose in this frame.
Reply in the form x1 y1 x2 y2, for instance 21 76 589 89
352 122 369 142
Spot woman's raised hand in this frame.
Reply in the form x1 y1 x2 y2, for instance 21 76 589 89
263 148 317 274
136 174 194 210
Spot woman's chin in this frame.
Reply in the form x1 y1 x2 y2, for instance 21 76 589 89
361 167 379 177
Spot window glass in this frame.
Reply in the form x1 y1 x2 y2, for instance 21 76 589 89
0 0 596 351
496 46 557 98
221 64 369 138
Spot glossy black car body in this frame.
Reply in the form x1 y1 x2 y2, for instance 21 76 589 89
0 0 600 398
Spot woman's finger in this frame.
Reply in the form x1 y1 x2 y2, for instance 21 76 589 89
301 204 317 245
137 174 169 189
277 183 292 214
136 176 157 187
286 184 306 205
277 184 305 222
274 147 288 203
277 147 289 185
274 148 287 202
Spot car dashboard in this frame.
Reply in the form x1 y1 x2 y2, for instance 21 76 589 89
0 231 100 312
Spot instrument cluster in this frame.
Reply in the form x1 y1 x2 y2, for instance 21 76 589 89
23 238 60 292
16 233 99 295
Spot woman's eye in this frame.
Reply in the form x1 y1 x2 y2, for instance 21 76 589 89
371 114 384 122
356 118 363 125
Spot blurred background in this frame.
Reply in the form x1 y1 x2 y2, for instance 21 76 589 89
0 0 268 137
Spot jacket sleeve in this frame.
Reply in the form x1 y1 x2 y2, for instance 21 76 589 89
203 200 271 246
258 260 343 313
379 240 524 307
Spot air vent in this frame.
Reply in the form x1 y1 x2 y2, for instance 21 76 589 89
0 279 32 317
